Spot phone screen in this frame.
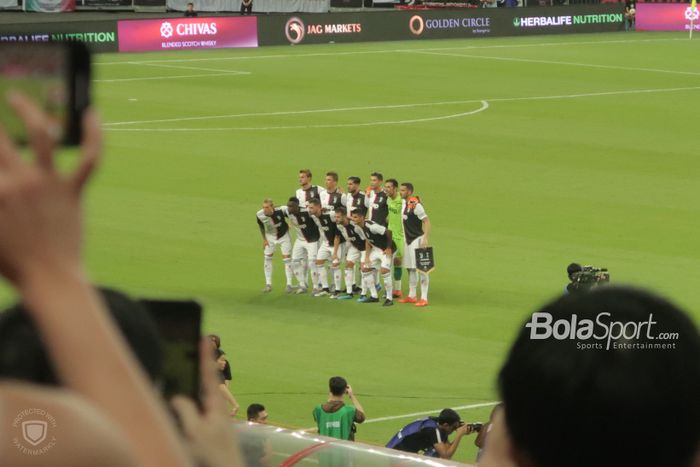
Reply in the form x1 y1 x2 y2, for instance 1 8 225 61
140 299 202 405
0 42 90 145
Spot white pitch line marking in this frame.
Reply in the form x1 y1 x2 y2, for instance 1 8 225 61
105 100 490 131
408 50 700 78
134 61 250 74
94 71 250 83
104 99 488 126
103 85 700 128
95 37 688 66
301 401 500 431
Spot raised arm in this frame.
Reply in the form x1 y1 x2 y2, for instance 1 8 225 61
0 94 193 467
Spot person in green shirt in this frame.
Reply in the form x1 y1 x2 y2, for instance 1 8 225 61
385 179 404 298
313 376 366 441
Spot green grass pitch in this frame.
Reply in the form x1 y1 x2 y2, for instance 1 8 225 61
2 30 700 464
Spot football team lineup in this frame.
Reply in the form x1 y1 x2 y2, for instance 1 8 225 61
1 30 698 464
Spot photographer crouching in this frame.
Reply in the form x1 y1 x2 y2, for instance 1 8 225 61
385 408 480 460
566 263 610 294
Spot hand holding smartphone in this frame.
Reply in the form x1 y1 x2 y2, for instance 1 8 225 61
0 42 91 145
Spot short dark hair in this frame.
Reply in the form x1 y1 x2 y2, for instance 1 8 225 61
208 334 221 348
247 403 266 421
214 348 225 359
299 169 312 177
288 197 299 204
370 172 383 181
437 408 461 425
400 182 414 193
567 262 582 278
335 206 347 216
0 287 163 385
307 198 321 207
385 178 398 188
329 376 347 396
326 171 338 182
186 2 193 5
499 287 700 467
352 207 367 217
347 176 361 185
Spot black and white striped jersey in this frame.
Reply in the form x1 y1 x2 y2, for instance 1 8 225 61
362 220 396 251
402 197 428 244
295 185 326 210
365 190 389 226
312 212 344 246
282 207 321 243
256 209 289 239
337 221 366 251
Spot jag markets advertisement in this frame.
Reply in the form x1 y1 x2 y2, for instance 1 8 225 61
117 17 258 52
257 5 625 46
636 4 700 31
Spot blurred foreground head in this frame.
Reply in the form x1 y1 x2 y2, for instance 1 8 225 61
493 286 700 467
0 287 163 385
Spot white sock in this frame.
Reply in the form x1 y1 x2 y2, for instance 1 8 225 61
345 268 354 294
357 264 367 295
363 271 378 298
309 263 319 290
383 272 393 300
419 273 430 302
292 260 306 288
263 256 273 285
301 258 309 288
283 258 293 286
318 263 329 289
408 269 418 298
332 266 342 292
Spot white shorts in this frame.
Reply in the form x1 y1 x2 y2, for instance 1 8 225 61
292 239 319 262
402 236 424 269
317 242 348 265
264 232 292 256
345 245 363 264
316 243 334 262
364 246 393 271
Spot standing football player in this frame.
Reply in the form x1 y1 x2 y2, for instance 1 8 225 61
385 179 404 299
307 198 345 297
365 172 389 226
398 183 431 307
284 197 321 294
333 206 366 300
322 171 345 213
296 169 326 210
256 199 294 293
351 207 395 306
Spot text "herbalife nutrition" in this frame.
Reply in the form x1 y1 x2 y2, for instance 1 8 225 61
514 14 623 27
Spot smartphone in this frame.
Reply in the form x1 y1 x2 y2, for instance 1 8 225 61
0 42 91 145
140 299 202 406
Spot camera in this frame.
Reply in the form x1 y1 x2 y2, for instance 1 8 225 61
567 263 610 293
467 423 483 432
460 421 483 432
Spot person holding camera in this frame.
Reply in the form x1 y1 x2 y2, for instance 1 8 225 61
312 376 366 441
386 408 477 459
